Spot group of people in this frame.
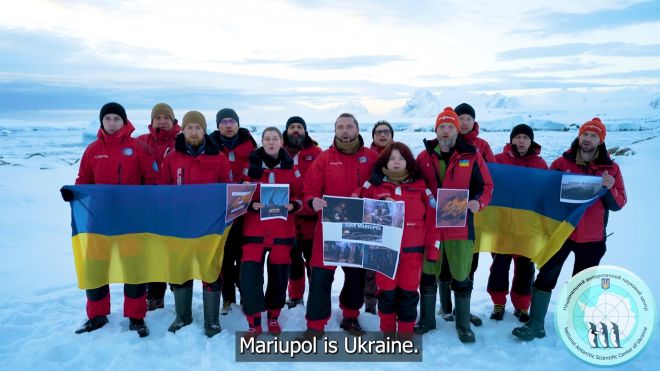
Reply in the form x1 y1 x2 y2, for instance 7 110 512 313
69 101 626 344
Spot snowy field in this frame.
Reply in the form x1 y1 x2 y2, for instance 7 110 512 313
0 123 658 370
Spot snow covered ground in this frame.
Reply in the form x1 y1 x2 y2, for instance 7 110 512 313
0 124 658 370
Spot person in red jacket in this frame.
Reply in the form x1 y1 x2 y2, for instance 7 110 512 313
239 127 303 337
209 108 257 314
432 102 496 327
303 113 379 337
415 107 494 343
74 102 158 337
136 102 181 311
159 111 231 338
488 124 548 322
370 120 394 154
282 116 323 309
354 142 437 339
514 117 627 341
362 120 396 314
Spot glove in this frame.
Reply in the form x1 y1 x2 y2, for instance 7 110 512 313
426 240 441 262
60 188 74 202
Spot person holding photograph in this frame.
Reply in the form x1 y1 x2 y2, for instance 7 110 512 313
209 108 258 314
487 124 548 322
158 111 231 338
513 117 626 341
72 102 158 337
415 107 493 343
282 116 323 309
239 127 304 338
363 120 396 314
303 113 379 337
354 142 437 340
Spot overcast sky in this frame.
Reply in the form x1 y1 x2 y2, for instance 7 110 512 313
1 0 659 120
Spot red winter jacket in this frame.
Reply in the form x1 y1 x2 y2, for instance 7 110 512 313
416 137 494 241
355 172 437 258
137 123 181 166
76 121 158 185
461 122 496 163
284 133 323 240
240 147 304 246
370 142 386 154
495 142 549 170
551 140 627 243
209 128 257 183
304 136 379 267
158 134 231 185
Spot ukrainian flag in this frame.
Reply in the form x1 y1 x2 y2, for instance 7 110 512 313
61 184 232 289
475 164 605 267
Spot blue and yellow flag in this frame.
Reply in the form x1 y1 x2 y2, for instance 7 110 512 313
475 164 605 267
61 184 232 289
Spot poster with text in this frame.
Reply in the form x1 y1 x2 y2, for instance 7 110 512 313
225 184 257 223
321 196 404 278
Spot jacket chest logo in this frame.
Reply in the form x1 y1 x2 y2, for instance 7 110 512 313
358 156 367 163
329 161 343 166
94 154 109 159
458 159 469 167
305 155 314 161
228 151 235 162
122 148 134 157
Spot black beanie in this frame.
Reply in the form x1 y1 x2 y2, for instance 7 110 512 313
99 102 127 125
454 103 476 119
216 108 240 127
510 124 534 142
286 116 307 132
371 120 394 139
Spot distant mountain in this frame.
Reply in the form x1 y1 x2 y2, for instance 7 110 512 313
482 93 520 110
401 89 442 118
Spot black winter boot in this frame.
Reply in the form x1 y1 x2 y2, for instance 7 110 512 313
455 292 475 343
129 318 149 337
438 281 454 321
168 286 193 333
203 290 222 338
513 288 551 341
414 283 437 334
75 315 108 334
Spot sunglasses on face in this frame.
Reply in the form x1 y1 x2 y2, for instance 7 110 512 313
375 129 392 136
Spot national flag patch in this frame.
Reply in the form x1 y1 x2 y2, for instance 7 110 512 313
459 159 470 167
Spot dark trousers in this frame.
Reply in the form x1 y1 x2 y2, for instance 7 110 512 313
534 240 606 292
146 282 167 301
487 254 535 309
221 219 244 303
289 239 313 281
305 266 366 330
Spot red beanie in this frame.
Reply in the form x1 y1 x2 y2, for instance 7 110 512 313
435 107 460 131
579 117 606 142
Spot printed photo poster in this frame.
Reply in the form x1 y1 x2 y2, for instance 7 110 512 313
560 174 603 203
322 196 404 278
260 184 289 221
225 183 257 223
436 188 469 228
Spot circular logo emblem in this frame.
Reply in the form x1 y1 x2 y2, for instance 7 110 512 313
555 265 655 367
122 147 134 156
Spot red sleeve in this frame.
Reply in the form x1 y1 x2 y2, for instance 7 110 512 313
474 154 494 208
483 142 496 163
604 163 627 211
75 146 94 185
303 151 326 208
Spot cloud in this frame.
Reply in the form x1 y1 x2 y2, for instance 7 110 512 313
241 55 408 70
528 0 660 34
497 42 660 60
